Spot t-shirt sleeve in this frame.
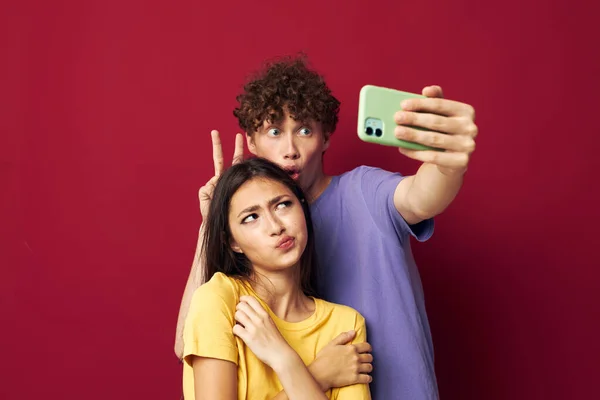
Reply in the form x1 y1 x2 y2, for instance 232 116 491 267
357 166 434 243
331 313 371 400
353 313 368 345
182 275 238 366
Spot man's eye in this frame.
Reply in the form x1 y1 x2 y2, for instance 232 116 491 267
267 128 281 137
299 128 311 136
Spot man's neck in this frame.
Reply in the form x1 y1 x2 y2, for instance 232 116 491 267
305 172 332 204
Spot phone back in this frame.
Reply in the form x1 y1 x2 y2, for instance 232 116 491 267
357 85 436 151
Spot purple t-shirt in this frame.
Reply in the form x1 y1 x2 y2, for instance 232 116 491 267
310 166 437 399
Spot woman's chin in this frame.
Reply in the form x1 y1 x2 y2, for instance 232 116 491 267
260 258 302 273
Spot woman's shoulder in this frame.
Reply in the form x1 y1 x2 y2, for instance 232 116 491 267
205 271 238 289
192 272 246 306
317 298 366 326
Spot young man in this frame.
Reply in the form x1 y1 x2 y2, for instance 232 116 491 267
175 56 478 399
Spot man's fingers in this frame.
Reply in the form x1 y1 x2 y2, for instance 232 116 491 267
202 175 218 188
395 110 466 136
398 147 470 170
330 330 356 346
354 342 372 354
198 176 218 200
402 97 474 119
232 133 244 165
213 130 245 174
422 85 444 99
211 130 224 176
394 125 475 152
395 111 477 139
358 353 374 363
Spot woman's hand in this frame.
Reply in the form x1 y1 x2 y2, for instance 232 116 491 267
233 296 295 369
309 330 373 391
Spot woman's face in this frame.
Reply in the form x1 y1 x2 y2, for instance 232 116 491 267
228 177 307 275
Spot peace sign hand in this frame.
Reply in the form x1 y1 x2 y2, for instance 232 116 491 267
198 130 244 220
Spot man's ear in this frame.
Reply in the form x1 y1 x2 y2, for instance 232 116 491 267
323 132 331 151
246 133 257 156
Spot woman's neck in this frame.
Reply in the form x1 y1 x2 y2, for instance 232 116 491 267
250 268 314 322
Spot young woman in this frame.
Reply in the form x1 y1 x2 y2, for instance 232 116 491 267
182 157 371 399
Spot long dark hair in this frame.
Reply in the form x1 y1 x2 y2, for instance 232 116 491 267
202 157 319 297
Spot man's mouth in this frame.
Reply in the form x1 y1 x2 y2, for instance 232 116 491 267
283 167 300 180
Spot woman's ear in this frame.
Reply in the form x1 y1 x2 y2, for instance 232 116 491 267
230 238 243 254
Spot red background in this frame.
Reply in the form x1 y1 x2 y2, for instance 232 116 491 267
2 0 599 399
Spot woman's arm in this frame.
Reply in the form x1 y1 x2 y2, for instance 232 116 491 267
183 275 240 398
234 296 327 400
192 356 237 400
330 314 371 399
269 330 374 399
309 331 373 391
271 352 328 400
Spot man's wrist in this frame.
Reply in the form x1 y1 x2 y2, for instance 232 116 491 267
436 164 467 178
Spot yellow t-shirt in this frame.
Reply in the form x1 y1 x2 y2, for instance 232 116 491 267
183 272 371 400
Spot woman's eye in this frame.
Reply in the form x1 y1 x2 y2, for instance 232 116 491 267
242 213 258 223
276 201 293 210
298 127 311 136
267 128 281 137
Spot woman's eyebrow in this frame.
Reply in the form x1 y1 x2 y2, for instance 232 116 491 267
236 195 288 218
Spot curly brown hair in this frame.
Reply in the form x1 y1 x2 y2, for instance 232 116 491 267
233 55 340 137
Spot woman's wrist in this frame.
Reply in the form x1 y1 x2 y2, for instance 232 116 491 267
270 347 303 375
308 360 330 392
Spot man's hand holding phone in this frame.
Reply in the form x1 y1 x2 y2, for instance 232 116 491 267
395 85 478 175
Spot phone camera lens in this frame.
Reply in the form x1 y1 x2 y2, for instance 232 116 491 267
365 127 373 135
375 128 383 137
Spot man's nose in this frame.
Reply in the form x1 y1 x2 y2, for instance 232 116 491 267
283 135 300 160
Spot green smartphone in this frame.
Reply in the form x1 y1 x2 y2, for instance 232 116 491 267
357 84 439 151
